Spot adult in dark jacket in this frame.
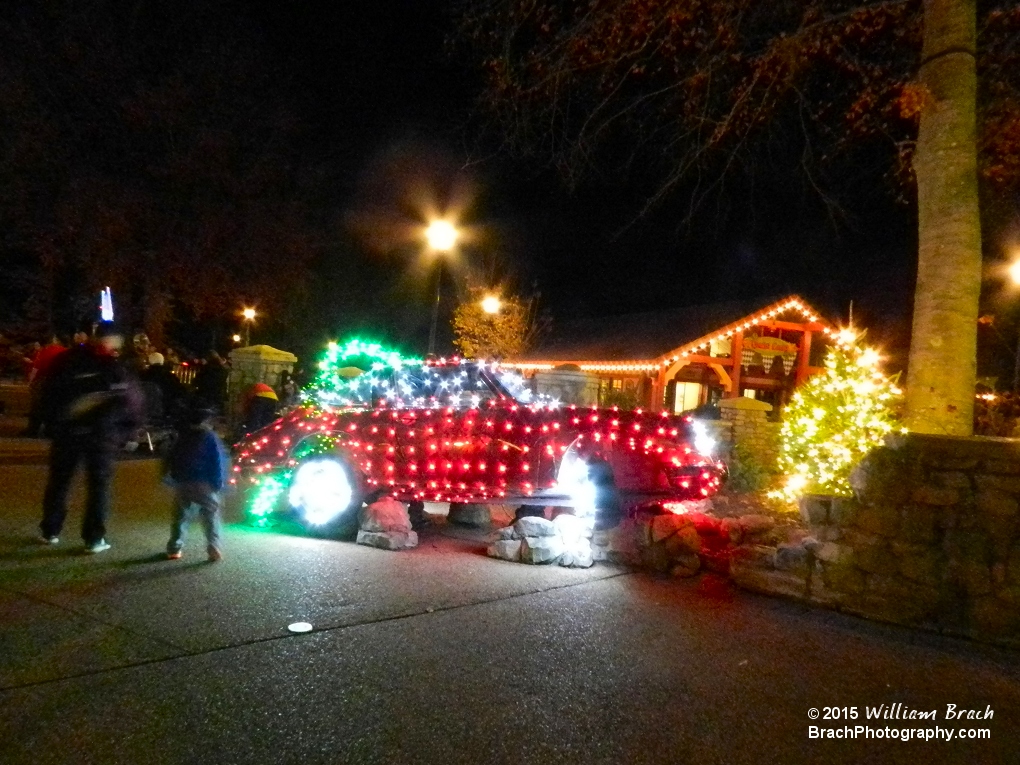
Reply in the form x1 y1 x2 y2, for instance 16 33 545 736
192 351 228 413
140 352 186 422
38 323 143 553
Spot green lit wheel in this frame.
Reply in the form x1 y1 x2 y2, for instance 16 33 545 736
287 456 363 536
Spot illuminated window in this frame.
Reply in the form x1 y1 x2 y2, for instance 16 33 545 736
674 382 702 413
742 389 757 400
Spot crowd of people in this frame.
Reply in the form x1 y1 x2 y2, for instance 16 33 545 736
3 323 304 561
11 329 236 438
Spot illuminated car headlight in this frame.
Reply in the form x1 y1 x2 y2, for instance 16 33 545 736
288 458 354 526
691 420 715 457
555 450 597 517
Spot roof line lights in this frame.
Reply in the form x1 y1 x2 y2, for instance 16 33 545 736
510 296 836 372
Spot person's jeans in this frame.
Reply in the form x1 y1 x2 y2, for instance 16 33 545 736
41 435 114 544
167 481 222 552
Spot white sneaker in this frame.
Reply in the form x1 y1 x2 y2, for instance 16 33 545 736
39 535 59 545
85 539 111 554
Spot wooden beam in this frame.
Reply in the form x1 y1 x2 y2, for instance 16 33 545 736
728 330 744 398
680 354 734 367
796 329 813 386
759 320 828 332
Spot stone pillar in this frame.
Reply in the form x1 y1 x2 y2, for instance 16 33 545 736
718 397 778 467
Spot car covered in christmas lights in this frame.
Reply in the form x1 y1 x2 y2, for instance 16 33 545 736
234 341 726 531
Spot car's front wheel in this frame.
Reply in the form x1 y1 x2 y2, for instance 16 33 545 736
287 456 363 535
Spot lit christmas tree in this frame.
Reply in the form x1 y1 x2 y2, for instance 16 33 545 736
776 332 903 501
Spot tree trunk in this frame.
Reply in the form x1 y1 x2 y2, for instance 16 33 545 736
905 0 982 436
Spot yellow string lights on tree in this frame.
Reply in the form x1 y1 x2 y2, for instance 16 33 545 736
773 330 903 502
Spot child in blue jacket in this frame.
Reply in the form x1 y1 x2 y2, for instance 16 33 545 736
164 406 230 562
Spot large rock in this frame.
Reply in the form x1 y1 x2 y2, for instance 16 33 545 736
360 498 412 534
487 539 523 562
514 516 558 538
356 530 418 551
650 512 695 544
663 525 702 557
553 513 594 544
520 535 565 564
671 553 702 578
448 503 497 527
559 547 595 568
737 514 776 537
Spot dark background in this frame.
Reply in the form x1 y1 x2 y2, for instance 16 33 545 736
242 0 920 365
14 0 1015 379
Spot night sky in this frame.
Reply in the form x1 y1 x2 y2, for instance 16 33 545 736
5 1 932 369
237 0 920 362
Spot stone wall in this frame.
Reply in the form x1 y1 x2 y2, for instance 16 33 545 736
715 397 780 469
731 433 1020 648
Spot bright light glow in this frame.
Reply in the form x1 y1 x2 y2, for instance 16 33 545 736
771 340 902 503
232 334 242 343
481 295 501 314
836 328 857 346
662 502 689 515
425 220 458 251
242 307 257 321
288 458 354 525
691 420 715 456
857 347 881 368
100 287 114 321
555 450 597 517
1010 259 1020 285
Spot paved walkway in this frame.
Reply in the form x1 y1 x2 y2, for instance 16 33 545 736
1 460 1018 764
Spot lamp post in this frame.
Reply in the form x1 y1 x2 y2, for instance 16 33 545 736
425 220 459 356
1008 260 1020 390
242 307 257 347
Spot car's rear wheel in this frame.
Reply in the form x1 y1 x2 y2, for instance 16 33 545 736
556 443 623 529
287 456 363 536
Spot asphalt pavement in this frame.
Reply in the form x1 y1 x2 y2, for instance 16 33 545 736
1 456 1019 765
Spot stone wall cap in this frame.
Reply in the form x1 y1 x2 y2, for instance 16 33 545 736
229 345 298 363
718 397 773 412
885 431 1020 459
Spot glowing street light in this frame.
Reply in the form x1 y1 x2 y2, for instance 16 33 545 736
241 307 257 346
425 220 459 356
425 220 459 252
232 334 242 344
481 295 501 315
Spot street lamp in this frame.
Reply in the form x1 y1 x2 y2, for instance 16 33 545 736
481 294 501 315
425 220 459 356
241 307 257 347
425 220 458 251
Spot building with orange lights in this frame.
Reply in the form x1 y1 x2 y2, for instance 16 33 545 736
507 296 836 413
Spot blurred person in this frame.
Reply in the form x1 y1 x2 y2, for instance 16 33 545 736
22 335 69 438
193 351 228 413
279 369 299 407
239 382 278 437
140 351 186 423
38 322 143 553
163 404 230 562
